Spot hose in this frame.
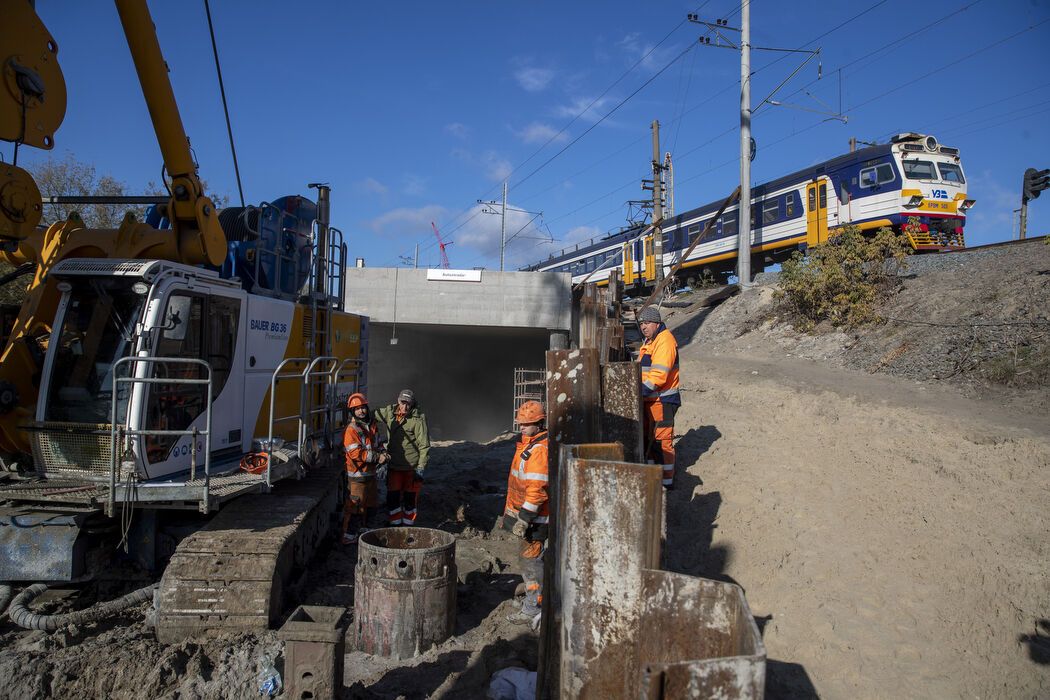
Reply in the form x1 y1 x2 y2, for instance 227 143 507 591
7 582 157 632
0 584 12 617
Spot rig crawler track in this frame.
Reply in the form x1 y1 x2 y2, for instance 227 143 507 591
155 464 341 644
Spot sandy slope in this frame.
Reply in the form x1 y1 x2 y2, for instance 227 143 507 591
666 350 1050 698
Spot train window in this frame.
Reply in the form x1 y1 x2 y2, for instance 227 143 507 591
819 184 827 208
861 164 895 187
902 160 937 180
937 162 965 184
586 258 595 273
762 200 779 224
688 224 700 242
662 231 674 250
808 188 816 211
785 196 796 217
721 213 737 238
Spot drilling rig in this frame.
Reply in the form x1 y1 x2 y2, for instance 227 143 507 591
0 0 366 642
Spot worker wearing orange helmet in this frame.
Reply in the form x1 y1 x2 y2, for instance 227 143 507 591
503 400 549 627
637 305 680 488
342 392 389 544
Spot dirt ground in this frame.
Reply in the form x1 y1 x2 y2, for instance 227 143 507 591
1 241 1048 698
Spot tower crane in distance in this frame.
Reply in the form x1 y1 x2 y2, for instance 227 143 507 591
431 221 453 269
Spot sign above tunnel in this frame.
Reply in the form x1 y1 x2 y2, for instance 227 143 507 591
426 269 483 282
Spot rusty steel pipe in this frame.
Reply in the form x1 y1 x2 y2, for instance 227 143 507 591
353 527 456 659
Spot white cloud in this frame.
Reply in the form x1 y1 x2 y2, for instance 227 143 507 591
451 148 513 183
445 122 469 140
402 174 428 197
553 95 611 123
515 122 568 145
355 177 388 197
617 32 669 72
482 151 512 182
514 66 555 92
365 204 449 238
420 203 558 268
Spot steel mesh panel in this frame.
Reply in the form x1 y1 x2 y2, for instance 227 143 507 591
30 422 133 482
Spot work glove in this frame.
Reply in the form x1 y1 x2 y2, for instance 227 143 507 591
377 451 391 465
376 464 388 481
511 518 529 538
413 469 424 484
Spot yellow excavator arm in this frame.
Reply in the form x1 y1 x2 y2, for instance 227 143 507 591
0 0 229 455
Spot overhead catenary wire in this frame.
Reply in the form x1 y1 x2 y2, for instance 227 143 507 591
389 1 717 266
203 0 244 208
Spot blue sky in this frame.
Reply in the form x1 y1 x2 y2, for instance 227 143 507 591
21 0 1050 270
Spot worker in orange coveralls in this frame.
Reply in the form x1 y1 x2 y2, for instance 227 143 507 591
502 400 549 628
637 305 680 489
342 392 389 544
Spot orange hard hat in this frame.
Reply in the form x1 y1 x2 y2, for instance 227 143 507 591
516 400 545 425
347 393 368 410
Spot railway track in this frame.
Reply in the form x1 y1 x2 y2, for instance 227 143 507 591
936 234 1048 254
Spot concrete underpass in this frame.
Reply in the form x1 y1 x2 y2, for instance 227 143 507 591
344 268 571 441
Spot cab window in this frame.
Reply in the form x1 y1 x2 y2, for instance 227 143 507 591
937 162 965 183
903 160 937 180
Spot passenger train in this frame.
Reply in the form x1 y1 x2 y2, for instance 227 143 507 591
524 133 974 288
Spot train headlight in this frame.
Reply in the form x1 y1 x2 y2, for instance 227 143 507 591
906 195 924 208
959 199 976 212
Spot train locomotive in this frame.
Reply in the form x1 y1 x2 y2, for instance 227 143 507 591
526 133 974 288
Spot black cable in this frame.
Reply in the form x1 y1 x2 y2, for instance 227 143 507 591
203 0 245 208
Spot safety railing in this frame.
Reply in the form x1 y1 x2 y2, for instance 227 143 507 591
264 355 366 488
299 356 339 459
109 356 213 517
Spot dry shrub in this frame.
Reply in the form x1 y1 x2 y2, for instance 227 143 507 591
776 224 912 331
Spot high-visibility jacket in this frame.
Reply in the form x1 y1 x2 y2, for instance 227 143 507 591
504 431 549 524
344 418 383 479
639 324 680 405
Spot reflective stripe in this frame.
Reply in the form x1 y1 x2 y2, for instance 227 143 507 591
345 443 361 451
521 501 540 512
642 381 656 391
648 363 671 372
531 515 550 524
524 473 548 482
660 387 680 397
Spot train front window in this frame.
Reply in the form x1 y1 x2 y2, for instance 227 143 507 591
44 278 146 423
903 160 937 181
938 162 965 184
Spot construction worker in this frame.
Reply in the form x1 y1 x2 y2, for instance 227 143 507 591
503 400 549 627
342 393 389 544
637 305 680 488
374 389 430 526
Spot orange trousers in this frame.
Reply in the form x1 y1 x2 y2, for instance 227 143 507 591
387 469 422 525
643 400 677 487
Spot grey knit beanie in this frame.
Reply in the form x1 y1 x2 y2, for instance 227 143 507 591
637 306 662 324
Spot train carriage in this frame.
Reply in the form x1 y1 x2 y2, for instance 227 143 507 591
526 133 974 289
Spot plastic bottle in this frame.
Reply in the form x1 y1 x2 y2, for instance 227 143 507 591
257 653 282 697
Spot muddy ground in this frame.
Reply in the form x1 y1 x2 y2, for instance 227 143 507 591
1 240 1049 698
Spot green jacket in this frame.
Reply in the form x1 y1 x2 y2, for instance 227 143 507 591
374 404 430 473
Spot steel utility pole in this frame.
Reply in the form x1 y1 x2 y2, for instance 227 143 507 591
500 181 508 271
689 6 828 288
651 120 665 287
738 1 752 287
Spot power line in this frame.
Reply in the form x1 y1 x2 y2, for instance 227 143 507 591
388 2 715 267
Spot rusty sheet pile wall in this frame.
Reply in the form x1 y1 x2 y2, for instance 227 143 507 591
538 282 766 699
